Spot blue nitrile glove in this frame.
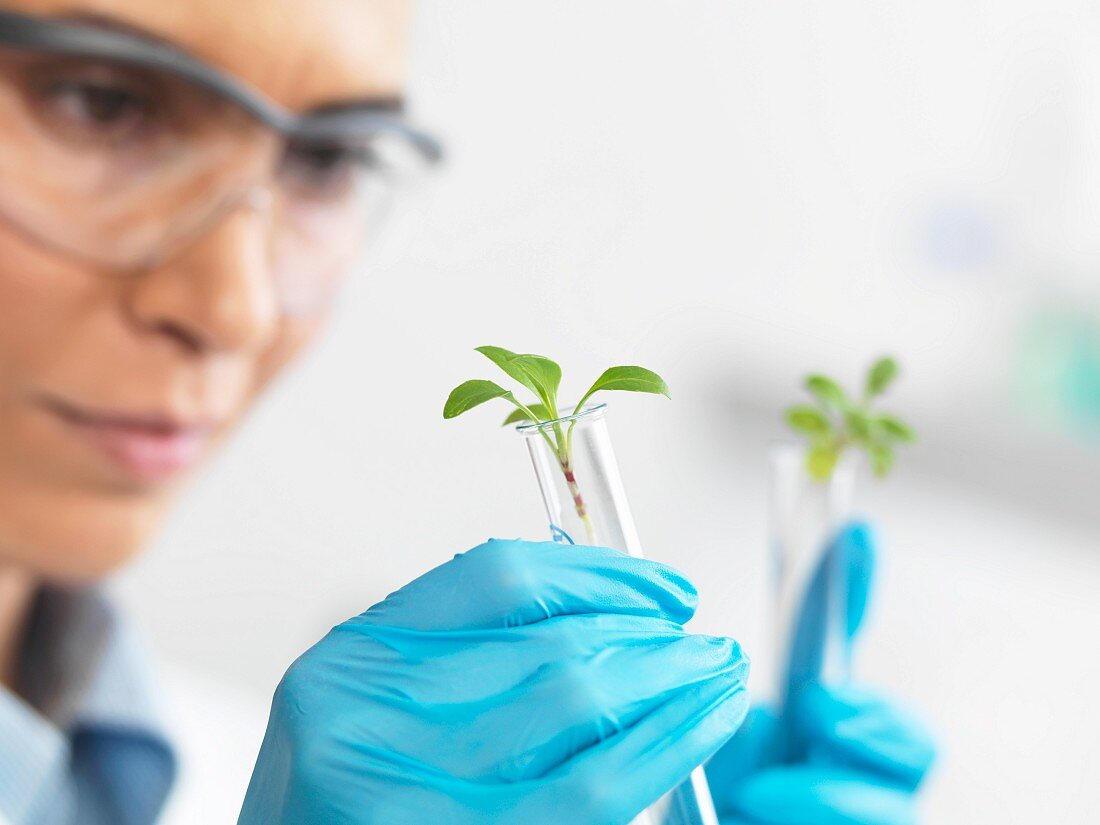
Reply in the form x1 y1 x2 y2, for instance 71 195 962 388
239 539 750 825
706 523 936 825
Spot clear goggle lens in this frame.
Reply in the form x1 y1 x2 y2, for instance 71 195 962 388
0 46 434 316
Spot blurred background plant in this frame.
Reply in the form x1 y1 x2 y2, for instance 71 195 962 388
784 356 916 480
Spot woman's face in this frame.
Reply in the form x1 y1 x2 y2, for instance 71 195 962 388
0 0 410 582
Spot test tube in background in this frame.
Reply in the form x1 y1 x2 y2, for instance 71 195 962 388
766 443 857 712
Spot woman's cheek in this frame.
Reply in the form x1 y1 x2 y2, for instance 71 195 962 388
254 314 329 391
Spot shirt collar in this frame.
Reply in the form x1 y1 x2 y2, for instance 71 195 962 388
18 587 170 739
0 587 176 824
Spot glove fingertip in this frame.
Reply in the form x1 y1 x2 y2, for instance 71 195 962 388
839 520 875 551
836 521 876 638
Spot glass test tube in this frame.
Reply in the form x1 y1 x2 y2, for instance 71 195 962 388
766 443 857 710
518 404 720 825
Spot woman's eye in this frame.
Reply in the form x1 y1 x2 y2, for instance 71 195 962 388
38 80 153 142
281 142 373 200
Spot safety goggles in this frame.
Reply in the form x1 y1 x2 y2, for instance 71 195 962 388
0 9 442 316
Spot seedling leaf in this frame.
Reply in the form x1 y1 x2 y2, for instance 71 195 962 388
845 409 872 443
805 374 847 410
475 346 532 388
443 380 513 419
475 346 561 416
806 443 840 481
501 404 552 426
868 442 895 477
574 366 670 414
866 357 898 398
514 355 562 413
876 414 917 442
785 405 831 436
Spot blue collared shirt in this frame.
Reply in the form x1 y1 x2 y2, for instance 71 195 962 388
0 589 176 825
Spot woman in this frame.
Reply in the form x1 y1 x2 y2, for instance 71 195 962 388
0 1 934 823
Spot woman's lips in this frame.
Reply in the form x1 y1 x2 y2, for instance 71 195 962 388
43 397 213 483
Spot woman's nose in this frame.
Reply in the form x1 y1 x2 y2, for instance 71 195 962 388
122 198 280 356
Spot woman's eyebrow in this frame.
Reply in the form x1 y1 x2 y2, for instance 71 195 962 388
59 10 178 48
56 11 407 114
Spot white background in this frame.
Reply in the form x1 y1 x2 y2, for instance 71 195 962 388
115 3 1100 822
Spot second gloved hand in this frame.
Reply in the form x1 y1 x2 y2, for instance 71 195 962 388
239 539 749 825
707 524 936 825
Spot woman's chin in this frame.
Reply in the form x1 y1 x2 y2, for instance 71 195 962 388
0 481 169 584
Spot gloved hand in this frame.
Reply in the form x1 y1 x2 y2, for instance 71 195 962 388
239 538 750 825
706 523 936 825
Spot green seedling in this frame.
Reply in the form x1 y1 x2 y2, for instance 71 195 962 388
444 346 669 542
784 356 916 481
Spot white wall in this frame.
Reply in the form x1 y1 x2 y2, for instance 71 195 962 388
115 3 1100 822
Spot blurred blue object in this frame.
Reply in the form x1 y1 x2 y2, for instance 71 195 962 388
1016 302 1100 437
238 539 749 825
706 524 936 825
916 196 999 274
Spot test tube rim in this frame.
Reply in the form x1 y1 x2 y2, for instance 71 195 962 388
514 402 607 434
